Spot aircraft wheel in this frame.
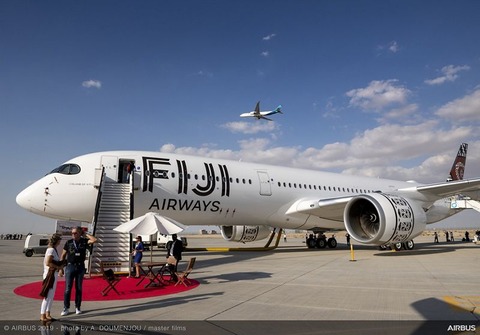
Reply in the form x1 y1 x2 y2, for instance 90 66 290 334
25 250 33 257
405 240 415 250
316 238 327 249
306 238 316 249
394 242 403 251
327 238 337 248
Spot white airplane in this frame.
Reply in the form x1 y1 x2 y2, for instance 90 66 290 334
16 145 480 250
240 101 282 121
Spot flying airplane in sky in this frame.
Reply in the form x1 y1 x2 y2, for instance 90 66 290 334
239 101 282 121
16 144 480 252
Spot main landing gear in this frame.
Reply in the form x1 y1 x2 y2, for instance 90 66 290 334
379 240 415 251
306 233 337 249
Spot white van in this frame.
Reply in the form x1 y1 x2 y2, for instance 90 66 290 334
23 234 49 257
157 234 188 249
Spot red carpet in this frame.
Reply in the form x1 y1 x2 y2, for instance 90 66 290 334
14 275 199 301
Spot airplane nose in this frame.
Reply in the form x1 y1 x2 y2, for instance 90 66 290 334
16 187 32 210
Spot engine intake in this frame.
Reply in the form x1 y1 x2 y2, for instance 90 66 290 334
220 225 272 243
344 193 426 245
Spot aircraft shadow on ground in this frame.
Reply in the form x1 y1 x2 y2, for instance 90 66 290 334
195 271 272 284
70 292 225 320
373 242 475 257
409 297 479 334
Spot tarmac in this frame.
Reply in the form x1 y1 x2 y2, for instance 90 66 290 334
1 233 479 335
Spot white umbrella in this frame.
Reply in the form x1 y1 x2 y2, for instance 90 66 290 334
114 212 185 236
114 212 185 262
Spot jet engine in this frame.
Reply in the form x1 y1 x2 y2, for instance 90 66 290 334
220 225 272 243
344 193 426 245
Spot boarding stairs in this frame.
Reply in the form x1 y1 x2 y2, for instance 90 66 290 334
89 180 133 274
464 200 480 212
450 197 480 213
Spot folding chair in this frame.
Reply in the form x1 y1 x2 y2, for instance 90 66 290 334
174 257 196 287
100 263 122 296
159 256 178 284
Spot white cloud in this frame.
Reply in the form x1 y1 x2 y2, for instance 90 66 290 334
261 51 269 57
81 79 102 89
158 120 475 183
424 64 470 85
376 41 400 54
222 121 276 134
376 104 420 123
389 41 399 53
158 82 480 184
435 88 480 122
346 79 410 111
262 33 276 41
195 70 213 77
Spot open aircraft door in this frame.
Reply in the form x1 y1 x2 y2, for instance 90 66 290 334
257 171 272 196
101 155 118 182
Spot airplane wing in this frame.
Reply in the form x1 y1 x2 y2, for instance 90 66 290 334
258 115 273 121
285 196 352 221
285 178 480 221
403 178 480 199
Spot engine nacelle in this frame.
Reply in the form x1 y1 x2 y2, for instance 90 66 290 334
220 225 272 243
344 193 426 245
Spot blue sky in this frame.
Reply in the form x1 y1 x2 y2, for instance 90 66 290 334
2 0 480 234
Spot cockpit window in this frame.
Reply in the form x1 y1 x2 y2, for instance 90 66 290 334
48 164 81 175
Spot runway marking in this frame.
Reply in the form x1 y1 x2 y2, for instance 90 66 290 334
443 296 480 315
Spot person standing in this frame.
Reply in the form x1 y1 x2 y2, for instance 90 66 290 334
132 236 144 278
166 234 183 280
345 233 351 246
434 231 439 243
40 233 64 322
60 227 97 316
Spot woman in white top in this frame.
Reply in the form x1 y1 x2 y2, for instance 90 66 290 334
40 233 64 322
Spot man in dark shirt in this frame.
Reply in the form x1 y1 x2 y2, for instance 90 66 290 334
166 234 183 280
60 227 97 316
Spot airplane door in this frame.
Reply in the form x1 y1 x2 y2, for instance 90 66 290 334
101 155 118 182
257 171 272 196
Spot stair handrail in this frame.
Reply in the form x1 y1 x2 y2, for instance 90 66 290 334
87 166 106 275
91 166 106 236
129 169 134 220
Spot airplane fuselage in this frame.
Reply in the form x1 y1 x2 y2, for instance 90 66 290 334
17 150 428 230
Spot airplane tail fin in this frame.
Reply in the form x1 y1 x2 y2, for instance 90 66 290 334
275 105 283 114
254 101 261 113
447 143 468 181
